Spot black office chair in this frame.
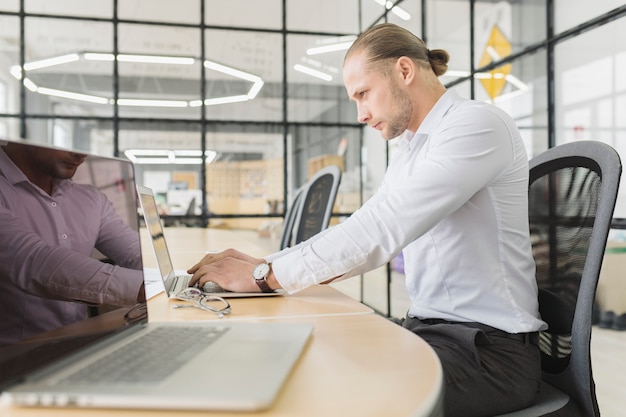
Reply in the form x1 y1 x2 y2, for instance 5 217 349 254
278 187 304 250
281 165 341 248
498 141 621 417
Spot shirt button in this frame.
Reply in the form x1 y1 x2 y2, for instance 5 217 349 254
51 202 57 207
61 234 68 239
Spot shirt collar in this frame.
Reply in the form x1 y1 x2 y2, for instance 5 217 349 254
0 146 70 195
398 89 461 152
0 147 28 185
416 89 461 136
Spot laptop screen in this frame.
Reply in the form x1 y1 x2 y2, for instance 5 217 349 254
0 139 147 391
136 185 177 292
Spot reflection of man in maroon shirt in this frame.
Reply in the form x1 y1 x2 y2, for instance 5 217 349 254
0 141 144 345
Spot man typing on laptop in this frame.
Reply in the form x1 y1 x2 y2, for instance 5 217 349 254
0 141 145 346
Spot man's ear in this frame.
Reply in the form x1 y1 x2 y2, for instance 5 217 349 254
395 56 415 85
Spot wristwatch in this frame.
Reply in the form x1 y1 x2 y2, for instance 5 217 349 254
252 262 273 293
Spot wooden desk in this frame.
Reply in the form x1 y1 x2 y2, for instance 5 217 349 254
0 314 443 417
1 228 444 417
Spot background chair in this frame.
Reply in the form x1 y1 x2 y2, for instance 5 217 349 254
280 165 341 249
278 187 304 250
499 141 621 416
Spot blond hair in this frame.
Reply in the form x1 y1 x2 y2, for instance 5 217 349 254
345 23 449 77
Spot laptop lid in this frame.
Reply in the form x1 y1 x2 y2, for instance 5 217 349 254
0 138 148 392
0 140 312 412
136 184 179 296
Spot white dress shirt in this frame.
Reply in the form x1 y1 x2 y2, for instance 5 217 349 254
267 90 547 333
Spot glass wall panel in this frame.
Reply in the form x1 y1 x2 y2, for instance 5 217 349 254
427 0 470 85
204 0 282 30
204 29 282 122
119 0 199 24
0 14 19 121
475 0 546 58
0 2 18 12
24 0 112 18
21 117 110 151
118 23 201 119
23 17 114 117
289 125 362 213
474 51 549 159
554 18 626 217
119 121 203 221
287 34 354 123
386 0 421 29
0 117 19 141
360 0 388 29
287 0 359 33
554 0 625 33
205 125 284 230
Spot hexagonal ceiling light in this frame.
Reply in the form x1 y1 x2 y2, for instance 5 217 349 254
9 52 264 108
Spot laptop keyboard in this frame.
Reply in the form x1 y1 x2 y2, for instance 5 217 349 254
59 326 229 385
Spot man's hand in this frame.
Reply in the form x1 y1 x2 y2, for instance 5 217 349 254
187 248 265 293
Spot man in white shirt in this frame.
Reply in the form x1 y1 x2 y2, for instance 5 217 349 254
188 23 546 416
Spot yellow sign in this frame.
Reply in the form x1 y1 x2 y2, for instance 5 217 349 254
479 25 512 100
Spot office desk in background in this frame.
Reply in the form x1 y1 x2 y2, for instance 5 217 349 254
0 228 444 417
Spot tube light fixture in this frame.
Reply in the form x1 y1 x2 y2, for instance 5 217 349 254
372 0 411 20
306 41 355 56
124 149 218 165
293 64 333 81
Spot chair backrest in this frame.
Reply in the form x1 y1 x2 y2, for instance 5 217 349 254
290 165 342 246
278 186 304 250
528 141 621 417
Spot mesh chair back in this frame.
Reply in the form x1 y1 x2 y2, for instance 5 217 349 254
292 165 341 245
278 187 304 250
528 141 621 416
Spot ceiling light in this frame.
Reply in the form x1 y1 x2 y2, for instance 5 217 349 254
10 51 264 108
22 78 38 92
306 41 355 55
116 98 189 107
293 64 332 82
36 87 109 104
372 0 411 21
124 149 218 165
23 53 80 71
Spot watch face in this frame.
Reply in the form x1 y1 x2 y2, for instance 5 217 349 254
253 263 270 280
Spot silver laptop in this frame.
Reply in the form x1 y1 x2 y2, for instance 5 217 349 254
137 184 284 298
0 139 312 411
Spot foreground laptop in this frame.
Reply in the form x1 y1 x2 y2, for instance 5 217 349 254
0 139 312 411
137 184 285 298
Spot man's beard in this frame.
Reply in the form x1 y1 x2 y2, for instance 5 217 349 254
383 84 413 140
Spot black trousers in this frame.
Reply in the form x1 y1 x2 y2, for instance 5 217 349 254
396 317 541 417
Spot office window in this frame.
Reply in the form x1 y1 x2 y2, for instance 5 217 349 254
554 0 625 33
474 51 549 158
23 17 114 117
0 15 18 117
24 0 112 18
204 28 282 122
119 0 199 24
118 23 201 119
287 34 354 124
287 0 359 32
475 0 546 58
427 0 470 81
204 0 282 30
0 1 18 11
120 123 205 217
385 0 421 28
554 18 626 217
